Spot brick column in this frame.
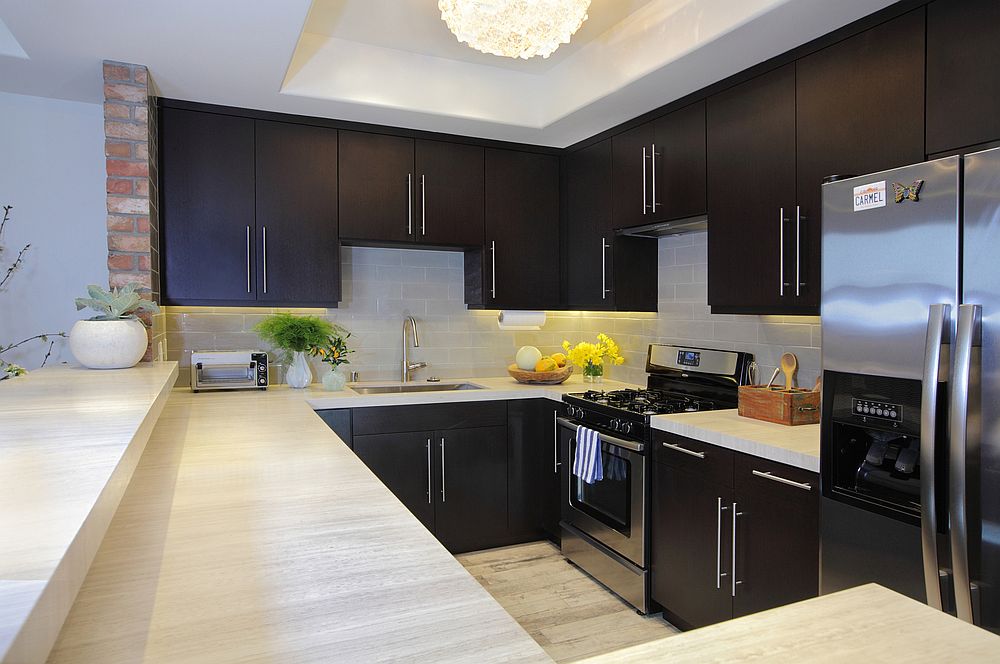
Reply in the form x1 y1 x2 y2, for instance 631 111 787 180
102 60 164 360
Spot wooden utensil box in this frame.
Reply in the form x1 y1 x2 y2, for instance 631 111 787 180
738 385 820 426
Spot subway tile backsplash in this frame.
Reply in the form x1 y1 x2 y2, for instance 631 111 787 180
166 232 820 388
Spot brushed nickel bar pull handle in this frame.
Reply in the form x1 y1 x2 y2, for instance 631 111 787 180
752 469 812 491
426 438 432 504
601 237 607 300
245 225 251 293
490 240 496 300
642 146 648 214
407 173 413 236
651 143 659 212
795 206 802 297
950 303 981 623
420 174 426 236
717 498 729 589
921 303 950 611
661 441 705 459
262 226 268 294
779 207 785 297
440 437 447 503
732 502 742 597
553 409 560 474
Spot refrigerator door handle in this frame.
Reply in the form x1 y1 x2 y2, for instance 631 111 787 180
950 303 981 624
920 303 950 611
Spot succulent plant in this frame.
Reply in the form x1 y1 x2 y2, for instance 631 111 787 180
74 283 160 321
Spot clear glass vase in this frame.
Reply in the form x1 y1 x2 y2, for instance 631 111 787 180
322 366 347 391
583 361 604 384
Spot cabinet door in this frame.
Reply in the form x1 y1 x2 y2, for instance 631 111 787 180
651 460 734 629
485 149 560 310
652 100 707 222
339 131 414 243
707 64 796 314
612 122 655 229
507 400 562 543
415 140 484 247
353 432 435 532
563 139 614 309
732 455 819 618
796 9 925 309
927 0 1000 155
255 120 340 306
161 108 255 304
434 426 509 554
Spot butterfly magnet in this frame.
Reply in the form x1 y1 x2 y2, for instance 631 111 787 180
892 180 924 203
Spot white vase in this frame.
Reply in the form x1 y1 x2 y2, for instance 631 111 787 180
69 318 148 369
285 351 312 388
322 366 347 391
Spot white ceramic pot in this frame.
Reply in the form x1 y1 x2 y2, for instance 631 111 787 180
69 318 148 369
285 351 313 388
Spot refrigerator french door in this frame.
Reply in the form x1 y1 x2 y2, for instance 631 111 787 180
819 147 1000 632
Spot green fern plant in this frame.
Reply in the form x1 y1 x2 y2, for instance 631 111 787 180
74 283 160 321
254 313 335 354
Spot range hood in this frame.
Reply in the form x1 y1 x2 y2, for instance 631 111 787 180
617 215 708 238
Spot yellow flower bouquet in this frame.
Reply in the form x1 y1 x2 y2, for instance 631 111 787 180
562 333 624 383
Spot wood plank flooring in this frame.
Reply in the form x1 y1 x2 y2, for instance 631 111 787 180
457 541 678 662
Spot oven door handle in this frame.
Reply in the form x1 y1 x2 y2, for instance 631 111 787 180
556 417 645 453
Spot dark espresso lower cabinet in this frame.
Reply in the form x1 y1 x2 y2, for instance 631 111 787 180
651 431 818 629
354 431 436 532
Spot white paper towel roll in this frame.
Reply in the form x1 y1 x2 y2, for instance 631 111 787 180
497 310 546 330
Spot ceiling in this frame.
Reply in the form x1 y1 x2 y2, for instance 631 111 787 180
0 0 897 147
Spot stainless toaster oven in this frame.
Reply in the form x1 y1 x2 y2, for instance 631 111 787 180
190 350 268 392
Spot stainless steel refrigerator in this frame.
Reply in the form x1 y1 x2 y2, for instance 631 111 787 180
820 146 1000 632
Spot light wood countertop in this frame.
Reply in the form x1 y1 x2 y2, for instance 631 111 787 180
0 362 178 664
45 385 551 663
651 409 820 472
578 584 1000 662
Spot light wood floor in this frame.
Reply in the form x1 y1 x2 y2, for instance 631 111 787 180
457 541 678 662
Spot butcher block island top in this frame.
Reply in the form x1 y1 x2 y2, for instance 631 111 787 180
44 383 551 664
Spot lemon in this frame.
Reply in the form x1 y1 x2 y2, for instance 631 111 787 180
550 352 567 368
535 357 558 372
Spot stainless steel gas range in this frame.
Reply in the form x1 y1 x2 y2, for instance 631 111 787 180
558 344 753 614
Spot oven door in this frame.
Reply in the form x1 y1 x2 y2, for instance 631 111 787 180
558 417 646 567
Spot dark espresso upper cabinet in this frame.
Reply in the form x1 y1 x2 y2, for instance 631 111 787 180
612 102 707 230
338 131 414 244
707 64 797 314
652 100 708 222
255 120 340 306
563 139 614 309
161 109 339 306
612 122 655 230
484 149 560 310
926 0 1000 155
161 108 256 304
414 140 485 247
339 132 486 247
795 8 925 310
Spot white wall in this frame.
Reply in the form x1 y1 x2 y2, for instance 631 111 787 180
0 91 107 370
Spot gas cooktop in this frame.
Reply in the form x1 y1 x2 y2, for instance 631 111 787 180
566 388 718 416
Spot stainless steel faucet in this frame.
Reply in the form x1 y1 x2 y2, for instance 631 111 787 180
401 315 426 382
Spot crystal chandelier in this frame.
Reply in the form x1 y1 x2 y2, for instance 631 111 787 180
439 0 591 60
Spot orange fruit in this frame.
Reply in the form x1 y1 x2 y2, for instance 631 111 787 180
535 357 558 372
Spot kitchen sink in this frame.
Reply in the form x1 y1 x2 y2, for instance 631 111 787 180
349 382 484 395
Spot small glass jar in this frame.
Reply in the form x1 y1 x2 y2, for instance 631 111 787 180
322 366 347 391
583 361 604 383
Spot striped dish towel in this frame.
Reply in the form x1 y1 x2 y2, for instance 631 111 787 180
573 425 603 484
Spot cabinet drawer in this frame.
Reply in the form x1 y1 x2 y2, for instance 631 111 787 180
652 430 733 487
735 453 818 507
352 401 507 435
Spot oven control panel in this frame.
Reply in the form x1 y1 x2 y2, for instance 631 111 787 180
852 398 902 423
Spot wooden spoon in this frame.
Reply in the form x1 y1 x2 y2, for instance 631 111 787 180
780 352 798 390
